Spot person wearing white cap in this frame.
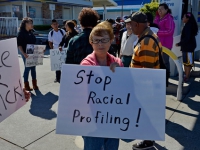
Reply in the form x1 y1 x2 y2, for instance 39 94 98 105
120 16 137 67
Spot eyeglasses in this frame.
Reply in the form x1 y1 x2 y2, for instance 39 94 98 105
92 38 110 44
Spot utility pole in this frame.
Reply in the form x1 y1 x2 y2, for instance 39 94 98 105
121 0 124 18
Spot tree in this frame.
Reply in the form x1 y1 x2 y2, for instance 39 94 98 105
140 2 159 18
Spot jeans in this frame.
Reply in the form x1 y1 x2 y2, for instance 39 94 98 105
163 53 170 71
21 55 36 82
121 56 132 67
82 136 119 150
56 70 61 81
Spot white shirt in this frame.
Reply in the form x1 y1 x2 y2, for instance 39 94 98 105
150 27 159 34
121 31 137 56
48 29 65 49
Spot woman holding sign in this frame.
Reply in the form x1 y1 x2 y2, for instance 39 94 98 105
17 17 38 91
80 21 123 150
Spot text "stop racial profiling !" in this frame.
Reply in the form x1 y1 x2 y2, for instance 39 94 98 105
72 70 135 132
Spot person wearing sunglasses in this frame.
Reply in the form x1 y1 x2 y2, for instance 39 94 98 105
80 21 123 150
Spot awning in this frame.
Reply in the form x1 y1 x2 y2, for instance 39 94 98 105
113 0 151 5
0 0 93 7
93 0 117 7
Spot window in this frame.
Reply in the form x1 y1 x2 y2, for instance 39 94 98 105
12 5 23 19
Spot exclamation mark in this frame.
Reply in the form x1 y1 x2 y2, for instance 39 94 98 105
19 79 24 101
136 108 141 127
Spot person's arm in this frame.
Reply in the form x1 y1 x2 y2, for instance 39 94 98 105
157 16 175 36
59 35 65 51
18 46 28 58
48 32 53 49
17 32 28 58
177 24 191 47
65 38 75 64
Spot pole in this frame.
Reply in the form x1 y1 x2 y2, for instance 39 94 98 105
121 0 124 18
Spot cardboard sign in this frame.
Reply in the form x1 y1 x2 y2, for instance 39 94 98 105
50 49 67 71
56 65 166 141
26 44 46 67
0 38 26 123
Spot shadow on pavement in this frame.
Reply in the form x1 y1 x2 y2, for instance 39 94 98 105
165 118 199 149
29 90 58 120
153 143 168 150
166 79 200 149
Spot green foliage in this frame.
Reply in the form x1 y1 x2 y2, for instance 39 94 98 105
33 25 51 31
140 2 159 18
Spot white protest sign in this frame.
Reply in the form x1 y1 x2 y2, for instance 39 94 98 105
56 65 166 141
50 49 67 71
160 0 182 36
0 38 26 123
26 44 46 67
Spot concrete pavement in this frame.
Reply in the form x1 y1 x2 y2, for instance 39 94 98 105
0 50 200 150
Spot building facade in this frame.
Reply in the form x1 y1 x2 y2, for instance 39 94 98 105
0 0 92 25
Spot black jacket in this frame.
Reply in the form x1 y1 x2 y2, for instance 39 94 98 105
59 30 78 48
17 29 36 53
65 28 93 64
178 22 196 52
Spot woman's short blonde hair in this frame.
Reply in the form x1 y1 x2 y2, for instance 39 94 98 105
89 21 114 43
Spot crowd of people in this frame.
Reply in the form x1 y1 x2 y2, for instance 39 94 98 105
16 2 198 150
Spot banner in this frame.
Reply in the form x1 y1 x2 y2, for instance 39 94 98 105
160 0 183 36
56 65 166 140
0 38 25 123
25 44 46 67
50 49 67 71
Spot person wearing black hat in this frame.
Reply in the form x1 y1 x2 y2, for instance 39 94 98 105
129 11 161 150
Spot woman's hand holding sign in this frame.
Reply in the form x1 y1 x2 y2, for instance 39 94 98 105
110 62 120 72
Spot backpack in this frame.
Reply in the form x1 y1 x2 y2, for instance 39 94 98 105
137 34 170 87
50 29 64 37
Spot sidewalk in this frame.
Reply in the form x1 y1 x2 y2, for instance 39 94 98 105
0 52 200 150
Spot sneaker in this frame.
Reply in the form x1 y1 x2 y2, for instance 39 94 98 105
132 140 154 150
55 79 60 83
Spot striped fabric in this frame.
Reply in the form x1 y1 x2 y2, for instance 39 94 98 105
130 27 161 69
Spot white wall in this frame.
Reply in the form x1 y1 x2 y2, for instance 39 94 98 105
73 7 83 21
63 6 72 20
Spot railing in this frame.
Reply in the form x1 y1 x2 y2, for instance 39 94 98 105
0 17 18 37
163 47 183 101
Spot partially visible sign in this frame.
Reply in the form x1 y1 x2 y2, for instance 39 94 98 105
56 65 166 141
26 44 46 67
50 49 67 71
0 38 25 123
49 4 55 10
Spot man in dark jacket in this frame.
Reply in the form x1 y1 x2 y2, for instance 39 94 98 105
65 8 99 64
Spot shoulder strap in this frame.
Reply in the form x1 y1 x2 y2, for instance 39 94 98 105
137 34 167 70
137 34 160 50
50 30 54 37
59 29 64 36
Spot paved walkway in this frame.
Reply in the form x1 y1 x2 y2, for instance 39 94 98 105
0 51 200 150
